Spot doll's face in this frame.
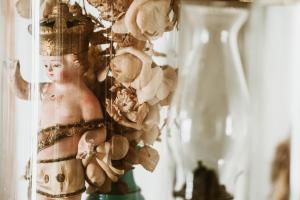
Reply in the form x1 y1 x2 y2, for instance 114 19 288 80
41 56 65 82
41 54 85 82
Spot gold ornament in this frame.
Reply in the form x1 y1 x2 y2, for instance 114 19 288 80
38 3 94 56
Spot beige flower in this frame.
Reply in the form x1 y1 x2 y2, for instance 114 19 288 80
123 144 159 172
112 47 177 105
106 84 149 130
112 0 176 41
112 32 146 50
87 0 133 21
83 135 129 191
110 53 142 85
115 88 138 114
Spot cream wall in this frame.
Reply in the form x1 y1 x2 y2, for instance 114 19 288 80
246 3 300 199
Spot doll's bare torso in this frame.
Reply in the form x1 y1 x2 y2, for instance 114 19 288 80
36 54 106 200
38 82 97 160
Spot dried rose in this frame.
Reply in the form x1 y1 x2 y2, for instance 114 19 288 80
114 88 138 114
110 53 142 84
112 32 146 50
112 0 176 41
86 158 106 187
112 47 177 105
148 65 177 106
87 0 133 21
138 145 159 172
106 85 150 130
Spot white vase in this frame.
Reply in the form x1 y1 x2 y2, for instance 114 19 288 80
168 2 249 199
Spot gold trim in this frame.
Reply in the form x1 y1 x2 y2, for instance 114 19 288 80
38 154 77 163
37 187 86 198
38 118 104 152
181 0 252 8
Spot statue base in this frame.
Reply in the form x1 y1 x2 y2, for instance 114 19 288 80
86 170 145 200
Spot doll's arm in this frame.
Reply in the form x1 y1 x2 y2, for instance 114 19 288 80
9 61 48 100
77 93 106 159
10 61 30 100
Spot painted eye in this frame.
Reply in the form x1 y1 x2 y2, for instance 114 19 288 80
53 64 62 68
44 65 48 68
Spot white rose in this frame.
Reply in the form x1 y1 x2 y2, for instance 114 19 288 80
112 0 176 41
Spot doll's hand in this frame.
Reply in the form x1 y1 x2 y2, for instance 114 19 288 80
9 60 20 82
77 134 96 160
8 60 32 100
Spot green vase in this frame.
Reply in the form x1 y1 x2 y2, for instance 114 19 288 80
86 170 145 200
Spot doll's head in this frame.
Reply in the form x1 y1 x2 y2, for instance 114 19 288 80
38 3 93 83
41 52 88 83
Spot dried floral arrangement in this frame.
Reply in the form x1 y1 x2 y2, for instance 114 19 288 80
13 0 178 199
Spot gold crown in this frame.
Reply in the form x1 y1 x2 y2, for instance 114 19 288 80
39 3 94 56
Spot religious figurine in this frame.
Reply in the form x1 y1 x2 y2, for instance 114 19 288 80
11 4 111 199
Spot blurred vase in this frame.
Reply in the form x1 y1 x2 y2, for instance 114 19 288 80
168 1 249 200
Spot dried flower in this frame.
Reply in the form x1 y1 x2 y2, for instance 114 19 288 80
115 88 138 114
106 84 149 130
110 52 142 84
112 32 146 50
138 145 159 172
87 0 133 21
112 0 177 41
111 47 177 105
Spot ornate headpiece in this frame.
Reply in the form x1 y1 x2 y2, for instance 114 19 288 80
39 3 94 56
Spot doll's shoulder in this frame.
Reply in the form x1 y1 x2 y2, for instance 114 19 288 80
80 88 103 119
79 87 101 110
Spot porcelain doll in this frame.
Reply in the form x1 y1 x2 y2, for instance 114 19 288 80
37 53 106 200
10 4 112 199
11 49 107 200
